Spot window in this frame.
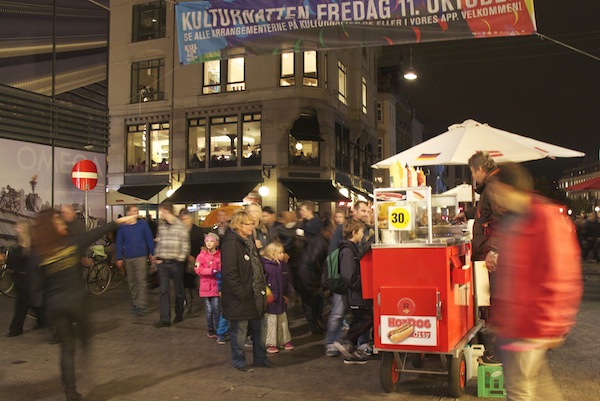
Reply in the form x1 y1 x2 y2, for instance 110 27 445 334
363 144 373 180
280 52 295 87
227 57 245 91
289 135 319 166
126 122 170 173
376 101 383 122
209 116 238 168
242 114 262 166
188 118 206 169
338 60 347 105
132 1 166 42
377 137 383 160
353 143 361 176
203 60 221 94
335 122 350 172
131 59 164 103
303 51 318 87
362 76 367 114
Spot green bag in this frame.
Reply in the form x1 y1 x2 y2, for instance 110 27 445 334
326 247 347 295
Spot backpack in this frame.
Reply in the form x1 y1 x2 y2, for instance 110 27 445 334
326 246 347 295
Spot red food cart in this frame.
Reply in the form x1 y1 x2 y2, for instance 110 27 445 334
361 187 483 396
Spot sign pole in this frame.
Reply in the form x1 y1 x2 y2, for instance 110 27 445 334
84 190 88 230
71 159 98 231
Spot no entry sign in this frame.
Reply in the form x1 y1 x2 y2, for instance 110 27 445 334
72 160 98 191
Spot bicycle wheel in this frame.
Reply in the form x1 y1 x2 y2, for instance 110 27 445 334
109 265 126 289
87 263 112 295
0 267 16 297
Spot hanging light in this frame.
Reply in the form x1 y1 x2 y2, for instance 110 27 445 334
403 48 418 80
258 185 270 197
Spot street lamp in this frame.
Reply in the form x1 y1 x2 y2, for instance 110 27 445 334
403 48 418 80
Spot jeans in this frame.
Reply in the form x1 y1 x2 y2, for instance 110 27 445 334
49 302 90 391
204 296 220 334
216 313 229 336
158 261 185 322
124 256 148 309
325 293 348 345
497 338 564 401
229 317 267 369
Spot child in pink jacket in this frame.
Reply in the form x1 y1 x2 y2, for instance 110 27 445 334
195 233 221 338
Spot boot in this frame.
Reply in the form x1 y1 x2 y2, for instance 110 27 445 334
65 387 82 401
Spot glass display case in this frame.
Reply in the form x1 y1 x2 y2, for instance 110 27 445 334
374 187 467 245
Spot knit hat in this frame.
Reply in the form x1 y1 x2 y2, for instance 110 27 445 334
205 232 220 245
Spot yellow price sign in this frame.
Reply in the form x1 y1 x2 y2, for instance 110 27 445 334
389 207 411 230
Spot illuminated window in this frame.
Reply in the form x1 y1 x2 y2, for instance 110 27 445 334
280 52 295 87
126 122 170 173
303 51 318 87
188 118 206 169
227 57 245 91
242 114 261 166
132 1 166 42
338 60 347 105
131 59 164 103
362 76 367 114
203 60 221 94
289 135 319 167
202 57 245 94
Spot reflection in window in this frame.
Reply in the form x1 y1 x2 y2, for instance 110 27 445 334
203 60 221 94
227 57 245 91
303 51 318 87
242 114 262 166
132 1 166 42
209 116 238 168
188 118 206 169
338 60 347 105
280 52 295 87
127 122 170 173
335 122 350 172
289 135 319 166
362 76 367 114
131 59 164 103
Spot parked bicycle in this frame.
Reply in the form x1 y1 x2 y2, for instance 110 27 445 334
86 245 112 295
0 248 16 297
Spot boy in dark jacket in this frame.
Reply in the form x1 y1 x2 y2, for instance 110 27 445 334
333 219 372 364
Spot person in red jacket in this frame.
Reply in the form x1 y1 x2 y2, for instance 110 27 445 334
489 163 583 401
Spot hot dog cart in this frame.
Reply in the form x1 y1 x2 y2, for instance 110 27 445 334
361 187 483 396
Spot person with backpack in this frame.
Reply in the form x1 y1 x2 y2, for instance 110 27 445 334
332 219 373 364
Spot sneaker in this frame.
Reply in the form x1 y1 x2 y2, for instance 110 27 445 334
173 316 183 324
155 320 171 328
267 346 279 354
207 331 218 339
284 342 294 351
333 341 354 359
245 338 253 348
131 306 146 316
325 345 341 357
344 351 368 365
356 343 373 358
217 336 227 345
478 352 502 366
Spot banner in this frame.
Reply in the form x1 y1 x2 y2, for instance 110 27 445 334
176 0 536 64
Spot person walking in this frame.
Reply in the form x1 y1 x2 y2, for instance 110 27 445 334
115 205 155 316
195 233 221 339
488 163 583 401
31 209 136 401
220 210 273 372
179 209 204 314
153 201 190 328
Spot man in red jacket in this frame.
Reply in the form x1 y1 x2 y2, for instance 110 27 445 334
489 163 583 401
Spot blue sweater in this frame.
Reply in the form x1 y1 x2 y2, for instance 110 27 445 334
116 220 155 260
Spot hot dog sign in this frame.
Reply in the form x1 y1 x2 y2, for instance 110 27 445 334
380 316 438 346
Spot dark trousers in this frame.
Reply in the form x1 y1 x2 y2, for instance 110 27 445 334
346 307 373 347
49 302 90 390
9 274 44 335
158 261 185 322
301 291 324 333
229 317 267 369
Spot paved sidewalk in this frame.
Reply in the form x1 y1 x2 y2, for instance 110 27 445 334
0 262 599 401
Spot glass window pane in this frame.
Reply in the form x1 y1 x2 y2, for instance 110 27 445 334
280 52 295 87
132 1 166 42
150 126 170 171
188 119 206 169
131 59 163 103
203 60 221 94
289 135 319 166
242 118 261 166
338 60 347 104
227 57 245 91
127 128 147 173
303 51 318 87
209 117 238 168
362 76 367 114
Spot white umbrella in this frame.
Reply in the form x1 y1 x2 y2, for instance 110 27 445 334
441 183 480 203
373 119 585 168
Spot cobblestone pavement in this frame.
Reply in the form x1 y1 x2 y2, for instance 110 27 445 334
1 262 599 401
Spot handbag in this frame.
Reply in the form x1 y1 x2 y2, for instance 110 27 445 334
265 286 275 304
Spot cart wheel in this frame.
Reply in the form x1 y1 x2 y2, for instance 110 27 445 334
448 351 467 397
380 352 401 393
411 352 425 368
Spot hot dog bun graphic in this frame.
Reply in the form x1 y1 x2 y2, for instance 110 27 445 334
387 324 414 343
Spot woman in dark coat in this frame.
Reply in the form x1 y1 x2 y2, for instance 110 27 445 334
220 210 273 372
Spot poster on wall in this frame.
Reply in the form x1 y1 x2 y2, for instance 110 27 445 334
0 138 106 225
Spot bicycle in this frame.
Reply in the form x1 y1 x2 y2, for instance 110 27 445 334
0 249 16 297
108 262 126 289
86 245 111 295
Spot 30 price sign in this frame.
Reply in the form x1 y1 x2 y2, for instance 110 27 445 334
388 206 411 231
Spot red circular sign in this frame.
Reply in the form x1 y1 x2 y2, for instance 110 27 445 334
397 297 416 315
71 160 98 191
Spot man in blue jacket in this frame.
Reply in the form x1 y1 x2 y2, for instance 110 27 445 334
116 205 155 315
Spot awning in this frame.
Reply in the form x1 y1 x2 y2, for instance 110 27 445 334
290 115 324 142
280 179 348 202
168 181 259 204
351 186 373 200
568 176 600 191
117 184 167 200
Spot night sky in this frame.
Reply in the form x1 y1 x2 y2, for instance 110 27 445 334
382 0 600 181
